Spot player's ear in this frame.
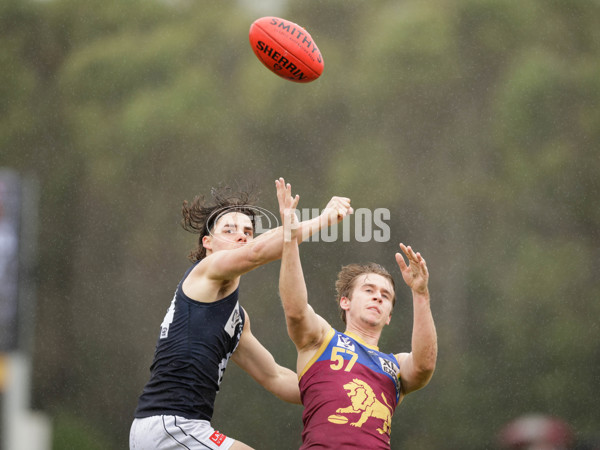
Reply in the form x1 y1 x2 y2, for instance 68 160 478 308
202 235 212 251
386 295 395 325
340 296 350 311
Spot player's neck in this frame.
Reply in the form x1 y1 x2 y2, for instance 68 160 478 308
344 323 381 348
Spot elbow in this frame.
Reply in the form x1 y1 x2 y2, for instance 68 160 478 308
414 348 437 379
418 355 437 374
285 392 303 405
285 311 306 329
411 364 436 392
417 363 436 382
417 341 437 372
278 289 309 325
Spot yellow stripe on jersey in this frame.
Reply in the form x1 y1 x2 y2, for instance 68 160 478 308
298 328 335 380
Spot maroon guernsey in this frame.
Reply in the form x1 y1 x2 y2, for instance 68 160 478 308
299 328 402 449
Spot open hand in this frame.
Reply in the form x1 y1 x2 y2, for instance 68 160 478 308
276 177 300 241
395 243 429 295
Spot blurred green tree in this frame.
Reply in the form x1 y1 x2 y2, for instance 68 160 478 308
0 0 598 448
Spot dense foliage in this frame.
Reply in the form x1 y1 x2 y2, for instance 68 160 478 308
1 0 599 448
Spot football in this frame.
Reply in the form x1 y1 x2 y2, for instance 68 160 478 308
327 414 349 424
249 16 324 83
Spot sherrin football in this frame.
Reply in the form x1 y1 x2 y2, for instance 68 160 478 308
249 16 324 83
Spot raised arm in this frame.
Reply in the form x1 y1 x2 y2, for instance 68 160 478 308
395 243 437 395
198 178 352 283
198 226 283 282
232 310 301 404
277 182 346 353
276 177 352 244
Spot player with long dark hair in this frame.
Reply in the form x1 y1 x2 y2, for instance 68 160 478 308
130 178 351 450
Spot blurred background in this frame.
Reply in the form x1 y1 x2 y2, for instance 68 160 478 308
1 0 599 448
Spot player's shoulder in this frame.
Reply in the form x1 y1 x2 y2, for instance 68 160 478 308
183 261 238 302
394 352 411 368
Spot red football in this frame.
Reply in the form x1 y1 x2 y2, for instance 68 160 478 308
249 16 324 83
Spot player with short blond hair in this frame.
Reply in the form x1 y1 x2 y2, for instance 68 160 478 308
277 183 437 449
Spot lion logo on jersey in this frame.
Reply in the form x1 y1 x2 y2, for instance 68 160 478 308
328 378 392 435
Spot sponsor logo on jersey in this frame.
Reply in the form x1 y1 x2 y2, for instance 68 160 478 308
336 335 356 352
224 302 242 338
217 355 230 389
379 357 399 378
159 293 177 339
379 356 401 395
209 430 226 446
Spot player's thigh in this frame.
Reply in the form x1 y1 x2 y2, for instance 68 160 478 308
230 441 254 450
130 415 243 450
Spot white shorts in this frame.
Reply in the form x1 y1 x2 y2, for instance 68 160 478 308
130 416 237 450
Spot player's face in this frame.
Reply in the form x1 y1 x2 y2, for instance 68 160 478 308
208 212 254 252
345 273 394 328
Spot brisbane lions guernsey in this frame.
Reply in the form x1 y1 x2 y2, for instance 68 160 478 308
299 328 402 449
134 263 245 421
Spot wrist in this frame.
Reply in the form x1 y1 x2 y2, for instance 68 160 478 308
412 287 430 300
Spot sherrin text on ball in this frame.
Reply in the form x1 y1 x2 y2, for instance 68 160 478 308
249 16 324 83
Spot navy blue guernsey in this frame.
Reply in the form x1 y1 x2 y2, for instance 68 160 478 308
134 264 245 421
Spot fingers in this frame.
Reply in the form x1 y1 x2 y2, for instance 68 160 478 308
275 177 286 191
395 251 407 271
276 177 286 206
285 184 299 210
400 243 421 262
276 177 300 210
329 196 352 210
277 181 354 225
399 243 428 269
326 196 353 219
291 194 300 210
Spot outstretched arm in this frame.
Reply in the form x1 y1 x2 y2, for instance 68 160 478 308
199 177 352 282
278 182 330 351
232 311 301 404
277 181 351 355
276 177 353 244
395 243 437 395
